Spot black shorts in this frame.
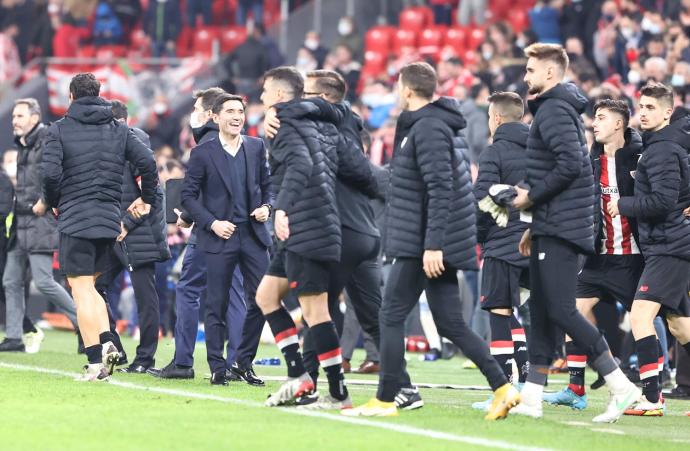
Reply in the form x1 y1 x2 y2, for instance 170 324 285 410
480 258 529 310
634 255 690 317
58 233 114 277
576 254 644 311
265 245 329 296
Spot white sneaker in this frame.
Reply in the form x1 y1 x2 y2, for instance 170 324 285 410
265 375 315 407
22 327 45 354
298 394 352 410
101 341 119 375
509 400 543 418
592 383 642 423
75 363 111 382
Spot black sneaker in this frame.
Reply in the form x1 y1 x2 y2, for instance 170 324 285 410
116 351 129 366
0 338 25 352
148 360 195 379
395 386 424 410
294 392 320 406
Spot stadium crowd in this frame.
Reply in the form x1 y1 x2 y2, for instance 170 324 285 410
1 0 690 420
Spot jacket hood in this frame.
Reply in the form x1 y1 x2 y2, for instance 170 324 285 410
528 83 588 115
192 120 219 145
643 107 690 149
66 96 114 125
591 127 643 159
14 122 45 149
399 96 467 132
276 97 342 125
493 122 529 147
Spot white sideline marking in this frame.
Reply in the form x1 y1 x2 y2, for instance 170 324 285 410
1 361 550 451
590 428 625 435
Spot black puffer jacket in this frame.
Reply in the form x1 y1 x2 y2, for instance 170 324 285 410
13 123 59 253
119 129 171 268
385 97 477 270
0 169 12 220
590 128 642 254
270 98 341 262
618 111 690 259
474 122 529 266
526 83 595 253
42 96 158 240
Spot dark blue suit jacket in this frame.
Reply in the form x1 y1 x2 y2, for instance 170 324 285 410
181 135 272 253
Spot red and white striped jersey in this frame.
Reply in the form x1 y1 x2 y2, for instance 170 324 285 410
600 155 640 255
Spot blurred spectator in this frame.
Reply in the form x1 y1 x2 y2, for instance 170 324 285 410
145 0 181 57
333 44 362 103
187 0 212 26
257 24 285 69
2 149 18 185
560 0 600 63
303 30 329 68
236 0 263 26
437 57 473 97
295 47 318 76
62 0 98 25
224 23 269 101
92 1 125 46
460 81 490 161
147 97 180 153
565 36 598 78
0 22 21 86
643 56 669 83
457 0 485 26
592 0 630 80
334 16 363 61
0 0 34 63
108 0 142 41
429 0 454 26
529 0 562 44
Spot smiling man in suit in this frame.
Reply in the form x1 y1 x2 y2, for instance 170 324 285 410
181 93 272 385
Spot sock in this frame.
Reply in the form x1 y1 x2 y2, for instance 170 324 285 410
525 364 548 387
657 339 665 398
636 335 660 403
309 370 319 391
85 344 103 364
311 321 348 401
99 331 116 345
510 315 528 384
520 381 544 407
22 317 37 334
489 313 514 381
265 308 306 378
566 341 587 396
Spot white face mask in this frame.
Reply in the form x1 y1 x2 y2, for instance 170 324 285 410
189 111 206 129
304 39 319 50
672 73 686 87
338 20 352 36
4 162 17 178
628 70 641 85
154 102 167 115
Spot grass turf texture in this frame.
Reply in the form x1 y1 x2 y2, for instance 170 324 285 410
1 330 689 450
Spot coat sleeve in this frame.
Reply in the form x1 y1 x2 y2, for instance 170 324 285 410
40 123 63 208
272 122 314 213
528 102 584 205
336 134 379 198
474 145 501 244
257 139 273 207
181 148 216 231
124 128 158 206
618 145 681 218
415 119 453 250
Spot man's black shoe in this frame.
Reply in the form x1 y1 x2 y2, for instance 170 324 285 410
210 371 229 386
0 338 25 352
116 352 129 366
666 385 690 400
117 364 148 374
230 362 265 386
148 361 194 379
225 369 242 381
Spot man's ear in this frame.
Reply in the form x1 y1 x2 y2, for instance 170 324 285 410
212 114 220 124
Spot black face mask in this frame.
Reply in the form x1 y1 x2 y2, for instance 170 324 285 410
683 25 690 39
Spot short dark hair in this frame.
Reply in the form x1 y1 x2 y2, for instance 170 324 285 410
593 98 630 129
193 87 226 112
639 82 674 108
69 73 101 99
524 43 569 73
306 70 347 102
487 91 524 122
399 62 437 100
264 66 304 99
111 99 128 121
211 93 246 115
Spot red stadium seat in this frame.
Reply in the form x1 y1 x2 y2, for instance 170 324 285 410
508 9 530 34
176 25 194 57
365 26 394 54
462 49 479 67
489 0 514 20
193 26 220 57
444 26 467 55
220 26 247 53
419 26 444 49
392 28 418 55
466 27 486 51
362 50 387 76
399 7 426 32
